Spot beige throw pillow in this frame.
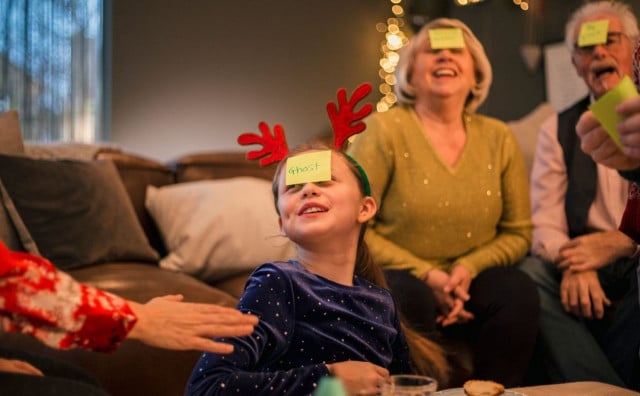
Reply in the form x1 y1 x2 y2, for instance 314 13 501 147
145 177 296 282
507 101 555 177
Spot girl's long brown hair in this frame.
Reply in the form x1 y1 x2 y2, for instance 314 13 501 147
272 144 450 386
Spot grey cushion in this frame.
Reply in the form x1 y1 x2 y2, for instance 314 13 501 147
0 110 27 250
0 154 159 269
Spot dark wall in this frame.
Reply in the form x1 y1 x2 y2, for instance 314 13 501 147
110 0 639 161
448 0 638 119
111 0 390 161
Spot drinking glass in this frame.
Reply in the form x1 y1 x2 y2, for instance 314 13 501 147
380 374 438 396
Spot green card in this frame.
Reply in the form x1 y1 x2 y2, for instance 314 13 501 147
588 76 639 150
285 150 331 186
577 20 609 47
313 377 347 396
429 28 465 50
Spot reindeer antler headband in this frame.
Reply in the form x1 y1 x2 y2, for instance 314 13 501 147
237 82 373 195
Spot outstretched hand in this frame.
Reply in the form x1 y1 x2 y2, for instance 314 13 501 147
127 295 258 354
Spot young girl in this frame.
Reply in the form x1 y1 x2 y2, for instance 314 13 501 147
185 145 447 396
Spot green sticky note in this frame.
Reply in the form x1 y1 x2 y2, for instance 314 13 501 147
578 20 609 47
589 76 639 150
285 150 331 186
429 28 465 50
313 377 347 396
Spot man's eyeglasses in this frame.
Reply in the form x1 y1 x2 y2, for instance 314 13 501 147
573 32 627 56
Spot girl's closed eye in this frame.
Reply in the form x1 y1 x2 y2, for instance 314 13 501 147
287 180 333 191
284 184 303 192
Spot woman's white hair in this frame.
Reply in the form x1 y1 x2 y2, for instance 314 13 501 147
394 18 492 113
564 1 639 52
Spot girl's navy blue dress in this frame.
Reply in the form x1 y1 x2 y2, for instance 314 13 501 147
186 260 411 396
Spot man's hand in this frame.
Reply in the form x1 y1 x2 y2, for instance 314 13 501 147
556 230 637 272
576 98 640 170
617 95 640 160
560 270 610 319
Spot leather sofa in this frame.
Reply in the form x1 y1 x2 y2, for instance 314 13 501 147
0 147 277 396
0 103 566 395
0 132 554 394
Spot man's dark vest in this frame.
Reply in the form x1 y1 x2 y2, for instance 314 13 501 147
556 96 596 238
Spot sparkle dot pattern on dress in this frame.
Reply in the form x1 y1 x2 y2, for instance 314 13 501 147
186 260 411 396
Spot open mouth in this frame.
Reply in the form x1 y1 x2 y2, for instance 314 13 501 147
298 204 328 215
593 65 618 79
434 68 457 77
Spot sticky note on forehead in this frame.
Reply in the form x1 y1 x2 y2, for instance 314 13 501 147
285 150 332 186
578 19 609 47
428 28 465 50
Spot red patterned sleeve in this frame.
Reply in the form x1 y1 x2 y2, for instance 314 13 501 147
0 242 137 352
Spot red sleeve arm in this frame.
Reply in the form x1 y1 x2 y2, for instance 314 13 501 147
0 242 137 352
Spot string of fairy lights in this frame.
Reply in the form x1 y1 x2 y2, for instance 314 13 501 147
375 0 409 112
375 0 530 112
455 0 530 10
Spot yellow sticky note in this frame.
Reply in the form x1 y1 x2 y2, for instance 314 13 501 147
589 76 639 150
578 20 609 47
429 28 465 50
285 150 331 186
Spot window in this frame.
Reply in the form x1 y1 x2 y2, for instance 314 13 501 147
0 0 106 142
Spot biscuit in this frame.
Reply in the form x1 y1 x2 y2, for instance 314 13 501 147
463 380 505 396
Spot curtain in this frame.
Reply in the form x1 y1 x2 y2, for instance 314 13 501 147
0 0 104 142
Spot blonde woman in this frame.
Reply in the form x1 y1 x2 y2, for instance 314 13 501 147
347 18 538 387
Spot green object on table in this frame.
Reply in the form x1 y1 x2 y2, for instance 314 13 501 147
314 376 347 396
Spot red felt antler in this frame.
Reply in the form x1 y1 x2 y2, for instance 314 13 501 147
237 82 372 166
237 121 290 166
327 82 373 150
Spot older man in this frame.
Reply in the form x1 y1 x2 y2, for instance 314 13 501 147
518 0 640 389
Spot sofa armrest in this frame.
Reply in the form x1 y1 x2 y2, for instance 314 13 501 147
69 262 238 306
24 142 122 160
